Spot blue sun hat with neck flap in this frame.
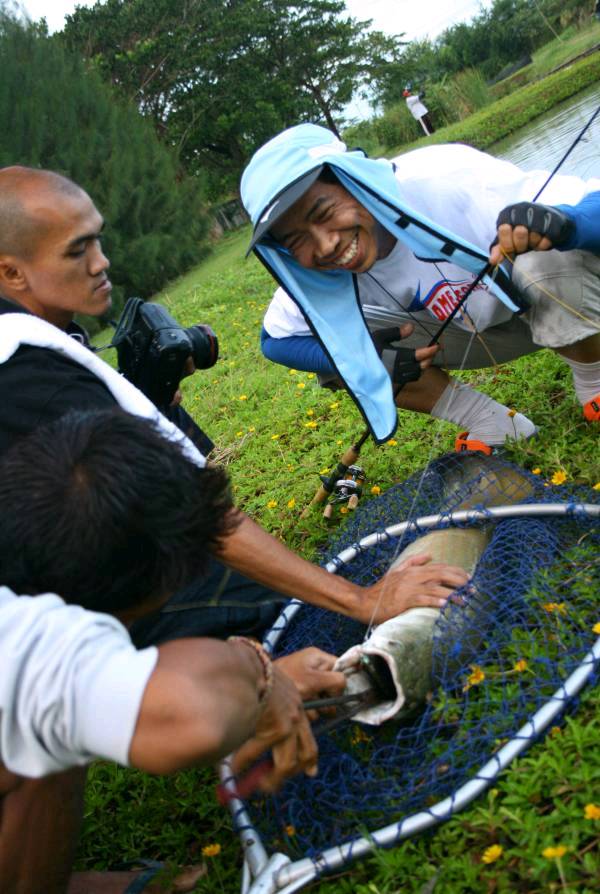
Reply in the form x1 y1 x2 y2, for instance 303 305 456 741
241 123 520 444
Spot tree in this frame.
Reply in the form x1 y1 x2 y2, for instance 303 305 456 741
62 0 406 196
0 8 210 320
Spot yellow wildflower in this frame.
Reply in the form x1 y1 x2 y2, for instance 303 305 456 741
320 468 331 474
271 434 280 440
306 409 315 416
339 506 349 514
266 500 278 509
593 482 600 491
307 373 315 379
532 468 541 475
551 470 567 485
543 602 567 615
287 498 296 509
593 622 600 635
202 843 221 857
336 440 342 445
236 431 243 437
329 402 339 410
463 665 485 691
288 369 297 375
542 845 567 859
297 382 306 389
550 726 562 737
248 426 256 432
482 844 503 864
371 485 382 495
507 408 516 418
386 439 398 446
584 803 600 820
238 394 248 400
285 825 296 836
305 421 318 429
513 659 528 673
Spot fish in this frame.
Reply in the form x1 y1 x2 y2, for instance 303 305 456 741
334 453 535 725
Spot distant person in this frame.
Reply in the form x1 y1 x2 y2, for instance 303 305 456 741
403 88 435 135
240 123 600 452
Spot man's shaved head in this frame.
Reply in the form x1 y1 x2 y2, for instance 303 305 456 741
0 166 85 259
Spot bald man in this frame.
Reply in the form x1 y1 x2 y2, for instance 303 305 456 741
0 164 469 637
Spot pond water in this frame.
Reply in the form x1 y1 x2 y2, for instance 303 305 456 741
491 81 600 180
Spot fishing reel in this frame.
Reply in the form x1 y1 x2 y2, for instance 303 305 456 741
322 465 366 520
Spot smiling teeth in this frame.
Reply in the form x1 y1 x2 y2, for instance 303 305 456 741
337 235 358 266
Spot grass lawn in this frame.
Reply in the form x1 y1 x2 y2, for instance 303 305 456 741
80 230 600 892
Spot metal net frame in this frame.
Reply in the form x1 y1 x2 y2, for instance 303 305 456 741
219 456 600 894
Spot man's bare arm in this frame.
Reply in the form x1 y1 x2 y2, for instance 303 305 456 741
215 510 469 625
128 638 317 791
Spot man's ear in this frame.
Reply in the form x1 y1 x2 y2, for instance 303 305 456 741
0 256 28 295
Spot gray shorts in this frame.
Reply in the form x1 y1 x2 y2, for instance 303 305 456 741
360 249 600 371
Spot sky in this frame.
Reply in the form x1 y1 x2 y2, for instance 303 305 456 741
18 0 494 39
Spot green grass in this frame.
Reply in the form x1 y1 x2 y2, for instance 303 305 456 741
79 224 600 891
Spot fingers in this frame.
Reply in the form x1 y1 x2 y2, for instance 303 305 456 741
398 322 414 338
494 223 554 261
259 716 318 793
230 668 320 792
275 648 346 699
414 344 439 368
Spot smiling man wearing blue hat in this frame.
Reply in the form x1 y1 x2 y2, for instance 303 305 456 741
241 124 600 447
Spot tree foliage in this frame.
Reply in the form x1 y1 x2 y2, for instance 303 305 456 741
62 0 405 196
0 6 210 321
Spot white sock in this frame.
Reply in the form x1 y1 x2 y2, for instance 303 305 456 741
431 380 537 446
561 356 600 405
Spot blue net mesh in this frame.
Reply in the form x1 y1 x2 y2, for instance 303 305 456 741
250 455 600 861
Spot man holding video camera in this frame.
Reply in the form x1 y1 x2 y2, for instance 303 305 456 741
0 164 469 641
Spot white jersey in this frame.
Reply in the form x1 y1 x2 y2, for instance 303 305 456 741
405 95 428 120
0 586 157 778
263 144 600 339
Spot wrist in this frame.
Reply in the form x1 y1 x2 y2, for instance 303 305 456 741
228 636 274 706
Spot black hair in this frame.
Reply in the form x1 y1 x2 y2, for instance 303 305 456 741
0 409 238 613
317 165 340 185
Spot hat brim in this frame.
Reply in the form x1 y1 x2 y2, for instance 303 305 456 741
246 166 324 255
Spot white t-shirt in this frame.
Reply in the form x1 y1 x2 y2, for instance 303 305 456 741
263 144 600 339
405 95 428 120
0 586 157 778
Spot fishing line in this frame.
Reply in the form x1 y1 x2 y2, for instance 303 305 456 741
532 102 600 202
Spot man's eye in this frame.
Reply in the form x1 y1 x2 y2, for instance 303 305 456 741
69 247 86 257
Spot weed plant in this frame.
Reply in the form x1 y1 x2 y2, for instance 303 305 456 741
82 228 600 891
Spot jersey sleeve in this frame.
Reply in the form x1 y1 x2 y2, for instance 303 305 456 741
0 587 158 778
556 190 600 253
260 327 336 375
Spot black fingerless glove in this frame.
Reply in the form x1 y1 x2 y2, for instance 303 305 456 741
371 327 422 388
496 201 576 246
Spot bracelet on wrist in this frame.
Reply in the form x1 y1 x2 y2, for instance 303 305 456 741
228 636 273 705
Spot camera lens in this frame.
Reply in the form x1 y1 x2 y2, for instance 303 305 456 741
186 324 219 369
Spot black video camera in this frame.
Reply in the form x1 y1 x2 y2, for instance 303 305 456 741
112 297 219 409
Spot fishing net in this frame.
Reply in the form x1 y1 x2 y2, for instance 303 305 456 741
245 454 599 871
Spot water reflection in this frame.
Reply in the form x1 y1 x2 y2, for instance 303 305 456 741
491 82 600 179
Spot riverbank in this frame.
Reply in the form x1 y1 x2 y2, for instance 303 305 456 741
386 49 600 157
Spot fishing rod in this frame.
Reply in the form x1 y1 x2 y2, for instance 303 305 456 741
302 102 600 514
